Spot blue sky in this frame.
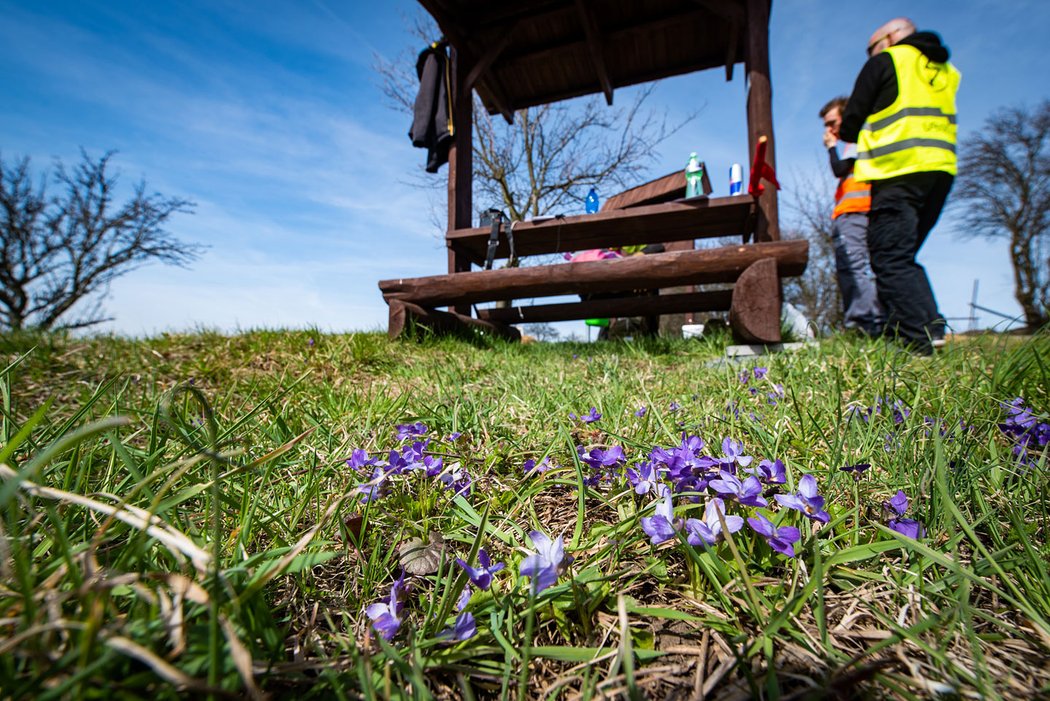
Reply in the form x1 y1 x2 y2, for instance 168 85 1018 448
2 0 1045 336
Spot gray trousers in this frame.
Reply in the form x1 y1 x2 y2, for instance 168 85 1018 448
832 212 884 336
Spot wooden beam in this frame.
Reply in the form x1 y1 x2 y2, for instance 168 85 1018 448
379 240 808 308
446 196 754 265
688 0 746 25
467 0 573 32
389 300 521 342
729 257 781 343
745 0 779 241
574 0 614 105
500 8 707 69
465 28 517 93
725 17 739 81
477 290 733 324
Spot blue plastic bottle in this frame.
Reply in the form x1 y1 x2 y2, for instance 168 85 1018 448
585 187 599 214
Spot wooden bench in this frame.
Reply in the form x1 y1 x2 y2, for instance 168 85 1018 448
378 185 808 342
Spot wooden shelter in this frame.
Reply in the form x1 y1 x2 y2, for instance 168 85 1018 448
379 0 806 342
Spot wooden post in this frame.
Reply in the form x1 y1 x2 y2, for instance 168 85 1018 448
745 0 779 242
447 46 474 314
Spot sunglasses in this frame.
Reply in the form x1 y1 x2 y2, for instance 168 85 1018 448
867 34 890 57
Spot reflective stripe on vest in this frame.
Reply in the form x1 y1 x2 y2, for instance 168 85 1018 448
833 173 871 218
855 44 961 181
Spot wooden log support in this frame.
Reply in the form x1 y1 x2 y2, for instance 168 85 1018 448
729 257 781 344
389 300 521 342
477 289 733 325
380 240 807 309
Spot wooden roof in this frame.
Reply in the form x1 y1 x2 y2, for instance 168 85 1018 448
418 0 769 120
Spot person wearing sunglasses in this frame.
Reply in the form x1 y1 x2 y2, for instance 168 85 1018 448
839 18 961 355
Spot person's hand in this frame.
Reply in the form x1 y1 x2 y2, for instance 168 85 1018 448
823 129 837 149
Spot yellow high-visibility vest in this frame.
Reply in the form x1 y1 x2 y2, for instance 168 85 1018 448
855 44 961 181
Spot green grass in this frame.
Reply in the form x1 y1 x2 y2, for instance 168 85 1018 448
0 328 1048 699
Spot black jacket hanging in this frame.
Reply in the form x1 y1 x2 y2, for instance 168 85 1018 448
409 44 454 173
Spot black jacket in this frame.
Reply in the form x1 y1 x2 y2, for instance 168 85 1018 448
839 32 952 143
409 45 453 173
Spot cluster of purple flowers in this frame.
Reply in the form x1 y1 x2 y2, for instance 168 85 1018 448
622 433 823 558
365 547 508 643
738 365 785 407
569 407 602 424
999 398 1050 466
348 424 471 503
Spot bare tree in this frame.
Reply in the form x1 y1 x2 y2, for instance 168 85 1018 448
473 88 682 222
780 169 842 336
954 101 1049 330
0 150 199 331
375 17 691 228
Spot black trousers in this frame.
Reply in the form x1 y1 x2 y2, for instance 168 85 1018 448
867 171 954 353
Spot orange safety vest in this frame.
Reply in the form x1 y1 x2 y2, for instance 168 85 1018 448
833 173 871 218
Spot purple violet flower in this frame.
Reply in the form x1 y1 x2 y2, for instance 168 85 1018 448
446 432 462 442
626 460 664 495
669 401 681 413
884 490 909 517
635 406 648 418
750 458 787 484
774 474 830 523
839 462 871 480
747 513 801 557
439 612 476 643
720 437 754 468
357 466 387 503
753 367 768 380
684 498 744 546
580 445 626 470
347 448 378 470
456 586 472 611
524 457 554 475
455 549 505 591
395 422 429 442
572 407 601 423
520 531 568 594
365 573 407 640
641 491 683 545
709 470 768 507
438 462 472 496
888 518 925 539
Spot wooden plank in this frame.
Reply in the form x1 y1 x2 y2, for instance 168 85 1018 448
389 300 521 342
380 240 807 308
729 257 781 343
447 196 754 266
477 289 733 324
602 171 684 211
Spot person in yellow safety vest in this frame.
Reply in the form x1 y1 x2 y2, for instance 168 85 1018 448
839 17 960 355
820 96 885 337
